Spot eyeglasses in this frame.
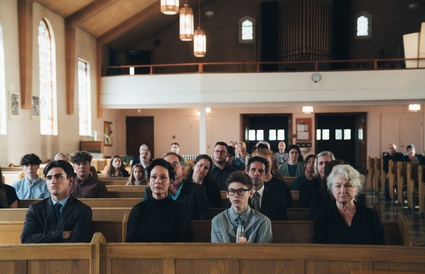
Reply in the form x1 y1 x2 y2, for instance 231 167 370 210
227 188 250 196
214 150 227 154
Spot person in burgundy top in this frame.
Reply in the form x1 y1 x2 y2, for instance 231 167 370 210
69 151 109 198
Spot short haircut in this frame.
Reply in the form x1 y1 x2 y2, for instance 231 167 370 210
407 144 415 151
225 171 253 190
170 142 179 147
54 152 69 161
214 141 228 151
247 156 269 174
70 151 93 165
227 145 235 157
139 144 150 153
20 153 42 166
162 151 185 165
327 164 364 197
147 158 176 181
287 144 301 154
43 160 76 179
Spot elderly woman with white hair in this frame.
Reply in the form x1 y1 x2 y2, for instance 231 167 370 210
312 164 385 245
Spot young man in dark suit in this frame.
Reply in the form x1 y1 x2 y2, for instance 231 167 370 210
21 160 93 243
247 156 287 220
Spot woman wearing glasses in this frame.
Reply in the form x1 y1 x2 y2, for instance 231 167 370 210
211 171 272 243
125 159 192 242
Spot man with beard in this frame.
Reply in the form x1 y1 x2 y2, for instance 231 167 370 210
247 156 287 220
211 142 236 190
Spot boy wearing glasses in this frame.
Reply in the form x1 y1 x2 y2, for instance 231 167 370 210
211 171 272 243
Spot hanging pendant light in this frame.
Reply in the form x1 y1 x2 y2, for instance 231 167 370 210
193 0 206 57
194 26 206 57
179 3 194 41
160 0 179 15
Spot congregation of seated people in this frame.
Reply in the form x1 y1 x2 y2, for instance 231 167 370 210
0 140 399 245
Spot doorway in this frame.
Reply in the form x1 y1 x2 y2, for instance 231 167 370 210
241 114 291 153
126 116 154 158
315 113 367 170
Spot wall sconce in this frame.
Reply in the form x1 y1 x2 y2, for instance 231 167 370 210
129 67 135 76
408 104 421 112
302 106 314 114
206 107 211 114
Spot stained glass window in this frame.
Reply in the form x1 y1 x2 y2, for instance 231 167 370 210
78 59 91 136
38 19 57 135
355 12 372 39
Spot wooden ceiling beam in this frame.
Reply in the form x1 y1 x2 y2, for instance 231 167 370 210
97 2 158 45
65 0 116 115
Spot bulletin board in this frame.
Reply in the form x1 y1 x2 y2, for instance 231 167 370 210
296 118 312 142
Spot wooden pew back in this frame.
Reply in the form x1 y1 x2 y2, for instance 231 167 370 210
373 157 381 195
106 185 146 198
388 160 398 201
366 156 374 192
396 161 410 204
419 165 425 217
406 162 420 210
19 198 142 208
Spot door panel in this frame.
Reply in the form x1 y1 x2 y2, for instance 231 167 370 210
399 118 423 153
126 117 154 158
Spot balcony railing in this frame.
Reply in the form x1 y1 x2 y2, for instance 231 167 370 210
103 58 425 76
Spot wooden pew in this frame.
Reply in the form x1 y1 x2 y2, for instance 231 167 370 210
406 162 420 210
0 213 128 244
419 165 425 217
366 156 374 193
209 207 310 220
19 198 142 208
282 176 296 187
380 159 386 199
191 213 410 245
396 162 410 205
100 176 128 185
388 160 398 201
373 157 381 195
0 232 104 274
106 185 147 198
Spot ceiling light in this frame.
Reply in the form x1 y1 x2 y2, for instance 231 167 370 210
160 0 179 15
302 106 314 114
193 0 206 57
179 3 194 41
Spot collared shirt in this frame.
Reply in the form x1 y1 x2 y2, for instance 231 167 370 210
211 206 273 243
169 182 184 200
13 177 49 199
252 185 265 208
211 163 236 190
50 195 71 213
71 176 110 198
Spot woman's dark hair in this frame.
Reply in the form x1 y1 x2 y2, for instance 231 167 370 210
287 144 304 162
303 154 316 166
107 155 127 177
186 154 213 181
147 158 175 181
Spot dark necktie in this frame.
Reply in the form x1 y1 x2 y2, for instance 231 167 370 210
236 217 244 243
54 203 62 222
252 191 260 211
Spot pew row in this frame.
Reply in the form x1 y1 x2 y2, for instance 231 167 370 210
99 243 425 274
0 232 105 274
419 166 425 217
0 213 408 245
191 213 410 245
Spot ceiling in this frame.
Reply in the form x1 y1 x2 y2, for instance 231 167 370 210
35 0 203 51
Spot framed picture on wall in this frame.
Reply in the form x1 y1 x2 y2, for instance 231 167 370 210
9 91 20 119
32 94 40 119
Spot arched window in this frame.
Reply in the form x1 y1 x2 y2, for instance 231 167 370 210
38 18 57 135
0 23 6 134
78 59 91 136
355 12 372 39
239 16 255 43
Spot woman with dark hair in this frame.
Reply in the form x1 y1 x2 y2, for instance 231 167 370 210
0 167 18 208
125 159 192 242
278 145 304 177
186 154 221 208
291 154 315 190
107 155 129 177
126 164 147 185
